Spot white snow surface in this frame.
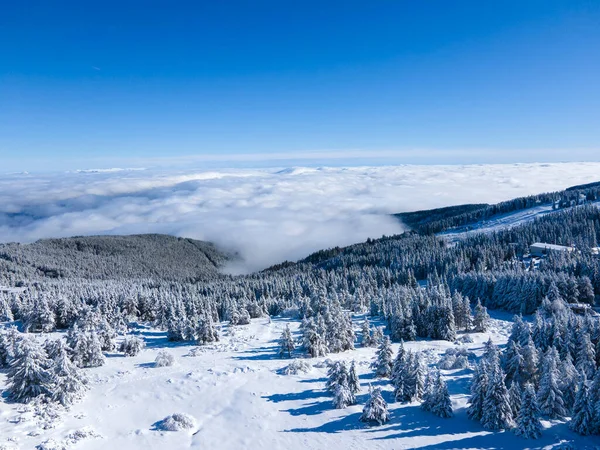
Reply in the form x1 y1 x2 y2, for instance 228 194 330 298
2 162 600 271
2 315 599 449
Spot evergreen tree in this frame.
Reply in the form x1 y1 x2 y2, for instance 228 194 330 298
278 324 295 358
481 368 513 430
472 299 490 333
467 361 489 422
514 384 542 439
508 380 522 419
576 332 596 379
6 336 52 403
360 387 390 426
361 320 375 347
48 339 88 406
428 371 453 418
333 383 354 409
348 360 360 395
537 348 566 419
373 336 393 378
570 375 595 436
326 361 349 394
302 318 328 358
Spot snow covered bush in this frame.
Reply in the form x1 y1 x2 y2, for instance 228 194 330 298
155 413 196 431
279 359 311 375
437 347 473 370
119 336 145 357
154 350 175 367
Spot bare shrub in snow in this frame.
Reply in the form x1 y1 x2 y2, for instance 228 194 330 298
155 413 196 431
279 359 311 375
154 351 175 367
119 336 144 357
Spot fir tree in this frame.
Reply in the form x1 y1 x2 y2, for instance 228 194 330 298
537 348 566 419
361 320 375 347
508 380 522 419
278 324 295 358
472 299 490 333
360 387 390 426
6 336 52 403
49 339 88 406
570 375 595 436
428 371 453 418
326 361 349 394
467 361 489 422
348 360 360 395
576 332 596 379
514 384 542 439
332 382 354 409
481 369 513 430
373 336 393 378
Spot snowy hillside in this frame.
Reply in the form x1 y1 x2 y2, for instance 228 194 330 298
3 314 598 450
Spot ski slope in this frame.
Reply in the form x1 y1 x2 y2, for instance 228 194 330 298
440 201 600 242
2 314 599 450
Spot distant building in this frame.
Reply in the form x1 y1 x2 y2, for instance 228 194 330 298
530 242 575 258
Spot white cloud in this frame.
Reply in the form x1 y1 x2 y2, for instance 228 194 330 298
1 162 600 272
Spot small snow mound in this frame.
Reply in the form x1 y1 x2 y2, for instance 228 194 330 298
154 413 197 432
312 358 333 369
36 439 64 450
279 359 311 375
154 350 175 367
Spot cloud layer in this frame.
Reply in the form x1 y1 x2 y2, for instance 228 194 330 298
1 163 600 272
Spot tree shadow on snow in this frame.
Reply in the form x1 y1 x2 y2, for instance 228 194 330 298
285 411 364 433
282 399 335 417
233 346 279 361
262 388 328 403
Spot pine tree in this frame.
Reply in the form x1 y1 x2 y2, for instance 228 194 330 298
514 384 542 439
472 299 490 333
360 387 390 426
373 336 393 378
333 383 353 409
537 348 566 419
570 375 595 436
508 380 522 419
467 361 489 422
481 369 513 430
400 351 425 402
348 360 360 395
278 324 295 358
326 361 348 394
503 340 524 386
361 320 374 347
6 336 52 403
48 339 88 406
520 337 539 387
559 352 579 411
302 318 328 358
576 332 596 379
429 371 453 418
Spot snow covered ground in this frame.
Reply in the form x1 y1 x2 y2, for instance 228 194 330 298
2 314 599 449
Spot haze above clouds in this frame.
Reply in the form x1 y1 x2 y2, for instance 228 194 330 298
1 162 600 272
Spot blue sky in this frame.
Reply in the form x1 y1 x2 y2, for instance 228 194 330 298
1 0 599 171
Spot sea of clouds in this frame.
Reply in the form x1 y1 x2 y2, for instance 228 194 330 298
1 162 600 272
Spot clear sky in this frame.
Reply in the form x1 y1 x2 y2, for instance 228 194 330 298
1 0 599 171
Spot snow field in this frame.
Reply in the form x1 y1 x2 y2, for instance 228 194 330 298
1 314 600 449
